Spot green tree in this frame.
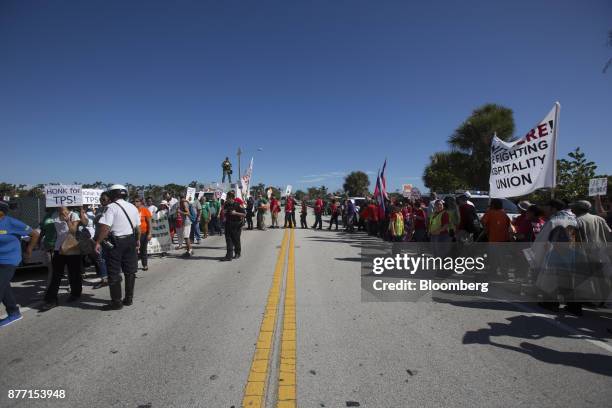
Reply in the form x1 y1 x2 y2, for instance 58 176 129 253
423 103 515 191
306 185 328 198
294 190 306 201
423 151 471 192
448 104 515 189
555 147 597 202
343 171 370 196
251 183 266 197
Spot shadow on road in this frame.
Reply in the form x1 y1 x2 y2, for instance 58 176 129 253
489 340 612 377
461 304 612 376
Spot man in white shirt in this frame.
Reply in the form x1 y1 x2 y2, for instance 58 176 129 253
95 184 141 311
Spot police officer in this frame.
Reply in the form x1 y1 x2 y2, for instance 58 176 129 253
221 191 246 261
94 185 141 310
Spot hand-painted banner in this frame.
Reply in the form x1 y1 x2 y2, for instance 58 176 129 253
45 184 83 207
589 178 607 197
489 103 559 198
82 189 104 205
147 212 173 254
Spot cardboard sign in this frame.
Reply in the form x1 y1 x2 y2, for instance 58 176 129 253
589 178 608 197
186 187 196 201
402 184 413 198
147 212 173 254
45 184 83 207
82 189 104 205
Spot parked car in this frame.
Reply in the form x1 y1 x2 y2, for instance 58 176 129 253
467 194 519 219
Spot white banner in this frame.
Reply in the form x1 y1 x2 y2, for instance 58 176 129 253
147 212 173 254
241 157 254 199
589 178 608 197
82 189 104 205
45 184 83 207
489 103 559 198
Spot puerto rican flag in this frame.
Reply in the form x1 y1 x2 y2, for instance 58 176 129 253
373 159 388 212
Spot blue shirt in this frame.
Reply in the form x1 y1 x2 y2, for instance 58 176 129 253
0 216 33 266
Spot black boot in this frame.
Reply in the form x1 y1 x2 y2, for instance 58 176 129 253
123 274 135 306
102 282 123 311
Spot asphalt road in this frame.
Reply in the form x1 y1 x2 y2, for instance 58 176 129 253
2 212 612 408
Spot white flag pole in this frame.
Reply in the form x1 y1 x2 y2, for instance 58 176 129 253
551 101 561 198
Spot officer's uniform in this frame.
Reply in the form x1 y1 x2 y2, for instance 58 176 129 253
98 198 140 307
223 200 245 259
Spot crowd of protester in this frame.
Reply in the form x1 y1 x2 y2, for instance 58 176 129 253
1 187 611 327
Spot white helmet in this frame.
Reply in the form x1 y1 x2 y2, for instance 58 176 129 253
107 184 128 199
108 184 127 191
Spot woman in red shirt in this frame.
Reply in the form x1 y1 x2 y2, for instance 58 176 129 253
270 197 280 229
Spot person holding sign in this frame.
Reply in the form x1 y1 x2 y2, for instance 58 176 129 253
42 206 85 311
284 194 295 228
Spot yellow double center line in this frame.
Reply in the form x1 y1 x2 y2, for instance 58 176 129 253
278 229 296 407
242 229 297 408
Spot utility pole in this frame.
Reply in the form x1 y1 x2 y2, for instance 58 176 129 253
237 147 242 181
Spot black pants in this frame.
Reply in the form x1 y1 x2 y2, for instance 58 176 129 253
246 213 254 229
328 214 339 230
291 211 296 227
300 213 307 228
139 234 149 267
313 213 323 229
284 212 294 228
105 236 138 285
0 264 19 315
225 225 242 258
367 220 378 236
210 215 221 235
45 253 82 302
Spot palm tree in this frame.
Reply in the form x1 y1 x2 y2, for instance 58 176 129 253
604 30 612 73
446 103 515 189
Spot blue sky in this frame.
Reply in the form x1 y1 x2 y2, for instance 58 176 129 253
1 0 611 193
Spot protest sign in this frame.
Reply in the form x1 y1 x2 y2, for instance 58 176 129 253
186 187 196 201
147 212 173 254
241 157 254 198
589 178 607 197
267 188 272 200
82 189 104 205
285 185 292 196
410 187 422 200
45 184 83 207
402 184 413 198
489 103 559 198
214 190 223 199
